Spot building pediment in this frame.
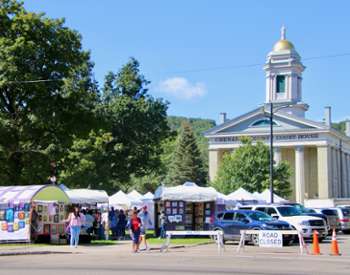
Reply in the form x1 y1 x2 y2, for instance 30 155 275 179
204 107 328 137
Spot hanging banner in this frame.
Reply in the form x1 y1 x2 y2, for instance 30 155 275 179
0 202 31 242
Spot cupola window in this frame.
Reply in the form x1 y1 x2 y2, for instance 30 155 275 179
276 75 286 93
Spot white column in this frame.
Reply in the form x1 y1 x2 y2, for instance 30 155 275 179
317 146 331 198
274 147 282 165
209 150 219 182
295 146 305 204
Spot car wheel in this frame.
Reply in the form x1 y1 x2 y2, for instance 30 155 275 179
250 229 260 246
283 239 293 246
213 228 226 244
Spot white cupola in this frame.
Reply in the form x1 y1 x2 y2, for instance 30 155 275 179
264 26 309 117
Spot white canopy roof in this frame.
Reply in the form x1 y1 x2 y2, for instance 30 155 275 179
254 189 288 203
109 190 131 209
227 187 257 201
154 182 217 202
142 192 154 201
127 190 143 206
216 192 237 206
65 189 109 205
0 185 45 204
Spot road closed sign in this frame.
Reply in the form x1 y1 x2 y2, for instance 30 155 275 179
258 231 283 248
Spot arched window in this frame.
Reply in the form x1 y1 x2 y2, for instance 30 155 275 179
250 118 278 127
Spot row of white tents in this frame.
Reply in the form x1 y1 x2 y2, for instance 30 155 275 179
108 184 288 210
109 190 155 209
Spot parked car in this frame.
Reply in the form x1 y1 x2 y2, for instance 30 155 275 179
212 210 294 245
239 205 328 241
313 208 341 233
331 207 350 234
282 203 329 230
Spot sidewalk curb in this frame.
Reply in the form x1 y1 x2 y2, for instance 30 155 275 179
0 251 73 257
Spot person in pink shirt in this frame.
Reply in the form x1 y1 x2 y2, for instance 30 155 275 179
66 206 85 247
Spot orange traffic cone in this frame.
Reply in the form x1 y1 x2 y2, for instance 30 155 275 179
330 228 340 256
312 230 321 255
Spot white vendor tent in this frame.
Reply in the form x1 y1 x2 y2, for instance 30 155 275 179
154 182 218 202
254 189 288 203
0 185 69 243
216 192 237 207
65 189 109 205
127 190 143 208
109 190 131 210
227 187 257 201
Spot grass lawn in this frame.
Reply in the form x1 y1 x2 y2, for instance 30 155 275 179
147 237 213 246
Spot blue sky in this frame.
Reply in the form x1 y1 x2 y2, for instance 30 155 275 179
25 0 350 123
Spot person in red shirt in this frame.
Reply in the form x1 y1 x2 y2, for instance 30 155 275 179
128 211 142 253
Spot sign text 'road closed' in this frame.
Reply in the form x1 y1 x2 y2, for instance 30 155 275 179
258 231 283 248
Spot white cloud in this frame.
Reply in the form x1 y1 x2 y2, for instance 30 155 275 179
158 77 206 99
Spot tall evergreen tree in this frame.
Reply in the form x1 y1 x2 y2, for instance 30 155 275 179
166 122 206 186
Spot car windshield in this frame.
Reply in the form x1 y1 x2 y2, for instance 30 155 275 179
247 211 273 221
341 208 350 217
294 204 311 213
277 206 300 217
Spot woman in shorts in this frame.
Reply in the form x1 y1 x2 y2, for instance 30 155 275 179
128 211 142 253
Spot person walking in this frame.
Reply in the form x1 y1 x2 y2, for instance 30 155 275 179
117 209 127 240
109 208 117 239
159 211 167 239
66 206 85 248
139 206 152 250
127 210 142 253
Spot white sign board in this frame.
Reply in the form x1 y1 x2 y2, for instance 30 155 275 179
258 231 283 248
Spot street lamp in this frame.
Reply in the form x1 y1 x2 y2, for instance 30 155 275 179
264 102 294 204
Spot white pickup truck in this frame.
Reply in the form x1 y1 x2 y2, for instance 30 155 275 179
239 205 328 241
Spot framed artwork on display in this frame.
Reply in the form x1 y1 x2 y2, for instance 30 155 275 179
59 205 64 212
178 208 184 215
54 215 59 223
165 201 171 208
171 201 178 207
166 208 171 215
51 225 57 235
205 210 211 216
43 205 48 213
55 205 59 214
0 210 5 220
58 224 65 234
206 203 211 209
37 205 43 213
43 215 48 222
179 202 184 208
43 224 50 234
38 215 42 222
173 208 178 215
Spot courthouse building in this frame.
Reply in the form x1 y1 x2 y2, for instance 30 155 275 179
204 27 350 204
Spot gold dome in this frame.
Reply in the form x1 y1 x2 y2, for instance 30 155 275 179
273 39 294 51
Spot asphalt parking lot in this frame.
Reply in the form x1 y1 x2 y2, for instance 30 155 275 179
1 234 350 275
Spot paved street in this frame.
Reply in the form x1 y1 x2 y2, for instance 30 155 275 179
1 234 350 275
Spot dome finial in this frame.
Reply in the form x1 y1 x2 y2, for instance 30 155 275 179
281 25 286 40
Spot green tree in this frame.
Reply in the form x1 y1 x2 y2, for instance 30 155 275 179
0 0 98 185
211 137 291 197
61 58 171 192
166 122 207 186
